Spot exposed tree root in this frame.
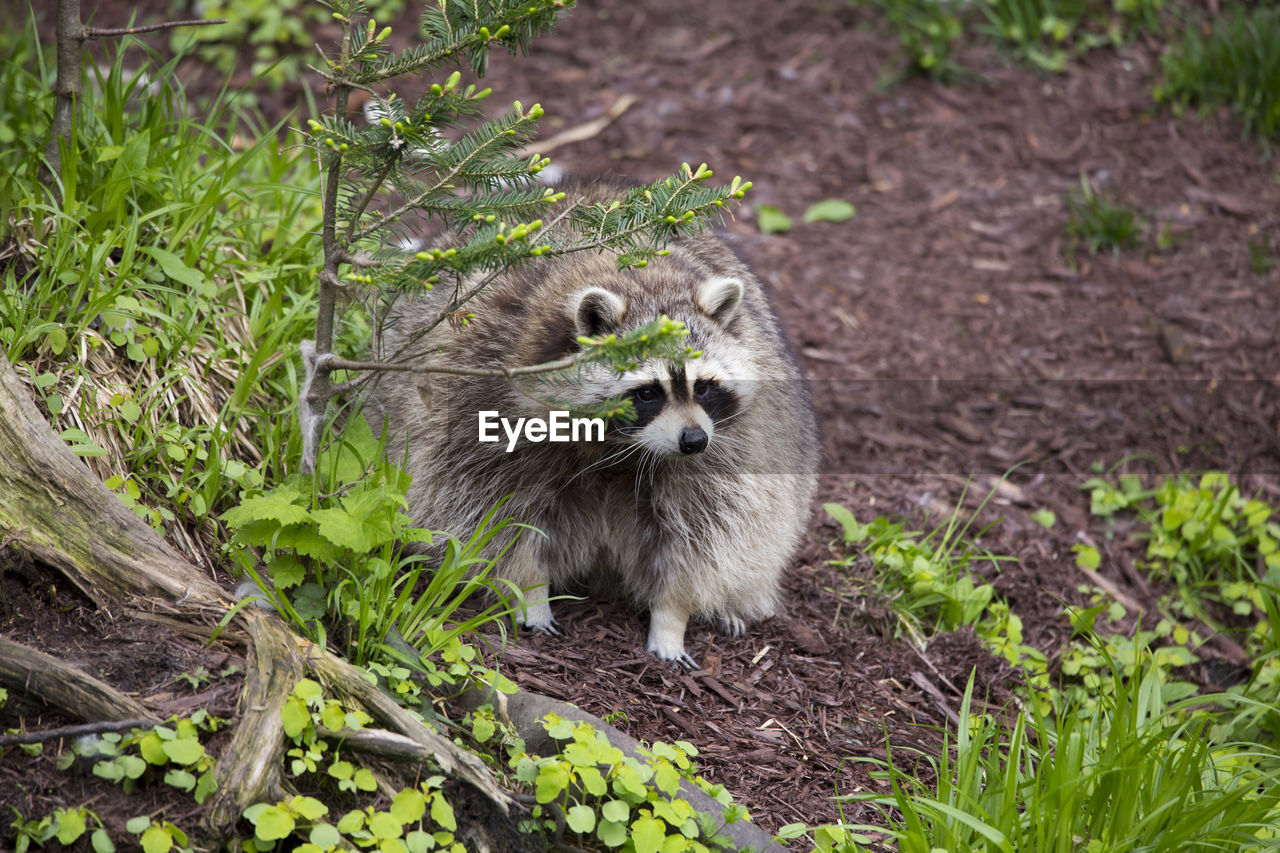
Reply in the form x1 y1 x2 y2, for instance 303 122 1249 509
206 608 302 827
0 636 158 725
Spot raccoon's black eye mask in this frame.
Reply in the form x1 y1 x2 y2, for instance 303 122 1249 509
626 382 667 428
694 379 738 425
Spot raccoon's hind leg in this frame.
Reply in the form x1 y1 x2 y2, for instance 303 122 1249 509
500 541 561 636
719 615 746 637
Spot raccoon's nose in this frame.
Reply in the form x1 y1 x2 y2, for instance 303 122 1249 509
678 426 708 455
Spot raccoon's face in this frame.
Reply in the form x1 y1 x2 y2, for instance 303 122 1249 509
568 274 753 458
618 361 741 457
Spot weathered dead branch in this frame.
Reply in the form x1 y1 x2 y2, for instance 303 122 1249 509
0 636 157 725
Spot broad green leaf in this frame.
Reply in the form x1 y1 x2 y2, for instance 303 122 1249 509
601 800 630 823
163 769 196 791
310 824 341 849
1073 543 1101 571
222 488 310 528
578 765 607 797
141 246 213 298
391 789 427 823
430 791 457 831
120 754 148 779
535 762 571 803
139 825 172 853
369 811 402 840
802 198 856 223
471 715 495 742
138 732 168 765
293 677 324 701
653 760 681 795
252 805 296 841
631 814 666 853
353 768 378 792
292 796 329 821
755 204 792 234
91 828 116 853
1031 509 1056 529
542 713 576 740
282 695 311 738
312 506 376 552
321 702 348 731
161 737 205 765
291 583 328 621
565 805 596 834
269 555 306 589
405 829 434 853
597 818 628 848
54 808 86 844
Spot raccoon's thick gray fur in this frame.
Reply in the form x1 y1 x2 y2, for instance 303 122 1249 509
369 184 818 668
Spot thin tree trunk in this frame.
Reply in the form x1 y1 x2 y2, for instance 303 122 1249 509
49 0 86 170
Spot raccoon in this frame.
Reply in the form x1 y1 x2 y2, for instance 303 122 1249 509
369 184 818 668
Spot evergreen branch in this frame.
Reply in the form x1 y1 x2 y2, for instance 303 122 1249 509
322 315 689 401
349 105 546 243
320 354 575 379
357 0 567 84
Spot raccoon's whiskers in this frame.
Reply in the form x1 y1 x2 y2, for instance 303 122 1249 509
561 440 645 489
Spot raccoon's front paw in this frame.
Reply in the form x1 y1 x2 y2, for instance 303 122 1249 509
720 615 746 637
648 641 698 671
647 604 696 669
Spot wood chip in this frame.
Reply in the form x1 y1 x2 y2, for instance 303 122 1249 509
700 675 741 708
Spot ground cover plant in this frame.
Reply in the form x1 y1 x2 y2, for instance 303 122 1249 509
820 469 1280 850
0 14 321 554
3 0 1279 845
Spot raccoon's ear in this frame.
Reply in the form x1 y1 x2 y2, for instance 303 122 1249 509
571 287 627 337
697 275 745 325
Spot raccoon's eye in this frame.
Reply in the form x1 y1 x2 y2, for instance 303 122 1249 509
634 385 661 403
693 379 713 398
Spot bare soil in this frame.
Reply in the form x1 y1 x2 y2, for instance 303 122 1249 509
6 0 1280 839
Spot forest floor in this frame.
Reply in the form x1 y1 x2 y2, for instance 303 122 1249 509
5 0 1280 838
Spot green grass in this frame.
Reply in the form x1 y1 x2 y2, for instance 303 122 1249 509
1157 4 1280 144
1065 175 1142 257
839 664 1280 853
978 0 1093 73
857 0 1164 80
0 19 326 543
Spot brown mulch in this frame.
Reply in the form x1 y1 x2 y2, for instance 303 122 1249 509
8 0 1280 839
